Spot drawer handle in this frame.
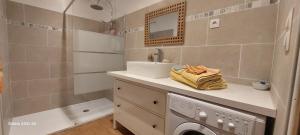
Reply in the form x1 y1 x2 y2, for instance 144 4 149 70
153 100 158 104
117 87 121 90
117 104 121 107
152 124 157 128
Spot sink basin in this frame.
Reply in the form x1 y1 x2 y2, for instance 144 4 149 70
127 61 175 78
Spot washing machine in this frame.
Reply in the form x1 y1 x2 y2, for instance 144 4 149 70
166 93 267 135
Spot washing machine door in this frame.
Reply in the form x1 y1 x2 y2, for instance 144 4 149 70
173 123 216 135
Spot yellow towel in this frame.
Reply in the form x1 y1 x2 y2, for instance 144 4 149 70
170 70 198 88
170 65 227 90
181 67 221 84
170 70 227 90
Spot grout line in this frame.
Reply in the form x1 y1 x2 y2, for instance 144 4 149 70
179 46 183 65
205 17 210 46
237 45 243 78
22 3 26 23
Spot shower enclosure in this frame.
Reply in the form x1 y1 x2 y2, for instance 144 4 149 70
8 0 125 134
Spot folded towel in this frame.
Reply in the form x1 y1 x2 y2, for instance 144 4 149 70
186 65 207 75
170 65 227 90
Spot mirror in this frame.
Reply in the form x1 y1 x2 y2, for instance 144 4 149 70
149 12 178 39
145 1 186 46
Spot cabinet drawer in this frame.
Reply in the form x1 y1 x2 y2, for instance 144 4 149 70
114 80 166 116
114 97 164 135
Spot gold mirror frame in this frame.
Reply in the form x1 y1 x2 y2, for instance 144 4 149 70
144 1 186 46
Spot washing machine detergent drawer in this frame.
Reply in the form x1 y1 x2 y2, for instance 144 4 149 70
169 93 265 135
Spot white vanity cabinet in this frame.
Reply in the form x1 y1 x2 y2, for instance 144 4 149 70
113 80 167 135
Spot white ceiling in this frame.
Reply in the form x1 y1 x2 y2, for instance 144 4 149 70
10 0 163 22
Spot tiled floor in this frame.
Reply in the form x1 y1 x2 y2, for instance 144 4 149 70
51 115 134 135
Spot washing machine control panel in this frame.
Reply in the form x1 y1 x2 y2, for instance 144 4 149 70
169 93 265 135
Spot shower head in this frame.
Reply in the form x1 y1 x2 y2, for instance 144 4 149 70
90 4 103 10
90 0 103 10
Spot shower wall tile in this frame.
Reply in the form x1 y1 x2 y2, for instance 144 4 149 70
72 16 106 33
14 96 51 116
27 79 55 98
50 62 73 78
10 63 50 81
8 24 47 46
47 30 65 47
9 44 27 62
6 1 24 22
24 5 63 28
207 5 277 45
0 18 7 43
26 46 49 62
11 81 28 99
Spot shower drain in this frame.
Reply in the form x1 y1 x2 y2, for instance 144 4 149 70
83 109 90 112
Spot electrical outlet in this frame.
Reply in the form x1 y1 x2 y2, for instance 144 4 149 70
210 18 220 29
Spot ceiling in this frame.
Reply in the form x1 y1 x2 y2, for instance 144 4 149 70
10 0 163 22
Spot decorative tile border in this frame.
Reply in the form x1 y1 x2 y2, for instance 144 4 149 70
186 0 271 22
7 19 63 32
126 0 274 34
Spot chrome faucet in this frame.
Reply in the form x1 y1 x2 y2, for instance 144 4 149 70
153 48 162 62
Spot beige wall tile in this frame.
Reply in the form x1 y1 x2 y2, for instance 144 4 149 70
146 0 171 12
184 18 208 46
223 77 254 86
9 44 27 62
8 24 47 46
26 46 49 62
72 16 104 33
187 0 244 15
14 96 50 116
50 62 73 78
240 44 274 80
0 18 8 42
148 47 181 64
125 8 147 29
47 30 65 47
10 63 50 81
271 10 300 107
182 46 240 77
124 49 148 62
7 1 24 22
125 31 145 49
272 101 289 135
24 5 63 28
47 47 67 62
125 32 136 49
11 81 28 99
207 5 277 45
27 79 54 98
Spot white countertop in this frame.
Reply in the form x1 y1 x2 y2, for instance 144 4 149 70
108 71 277 118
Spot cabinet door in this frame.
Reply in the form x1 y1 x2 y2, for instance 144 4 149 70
115 80 166 117
114 96 165 135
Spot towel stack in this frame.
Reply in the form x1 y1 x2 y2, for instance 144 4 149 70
170 65 227 90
